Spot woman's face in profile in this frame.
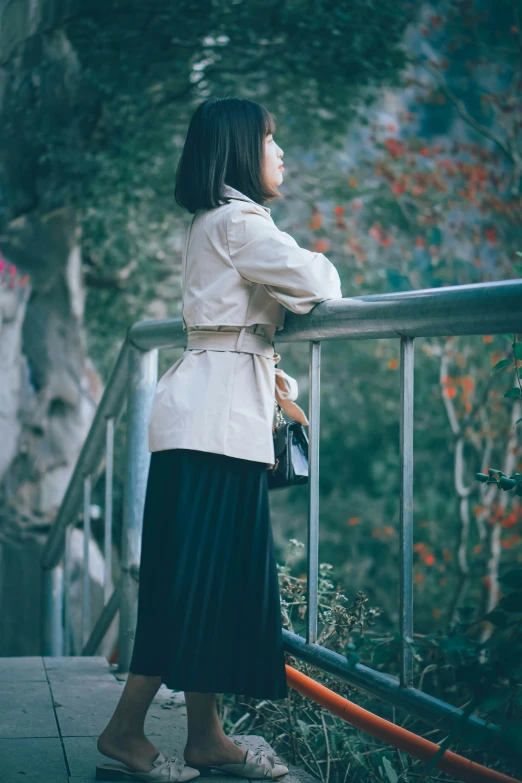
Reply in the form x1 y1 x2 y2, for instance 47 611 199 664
264 132 284 189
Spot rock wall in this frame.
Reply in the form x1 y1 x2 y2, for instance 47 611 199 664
0 0 112 657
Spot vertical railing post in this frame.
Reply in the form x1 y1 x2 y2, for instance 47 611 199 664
82 476 92 647
63 524 73 655
400 336 414 687
41 564 64 655
104 417 115 604
306 340 321 644
117 345 158 674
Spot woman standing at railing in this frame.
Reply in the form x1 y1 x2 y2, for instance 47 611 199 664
96 97 342 782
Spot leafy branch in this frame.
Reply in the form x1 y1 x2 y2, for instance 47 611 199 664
490 325 522 429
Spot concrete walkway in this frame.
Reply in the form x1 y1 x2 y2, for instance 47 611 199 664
0 656 317 783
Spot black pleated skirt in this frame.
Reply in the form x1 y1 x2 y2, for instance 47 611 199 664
129 448 289 701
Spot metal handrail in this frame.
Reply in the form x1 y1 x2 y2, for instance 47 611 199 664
40 279 522 755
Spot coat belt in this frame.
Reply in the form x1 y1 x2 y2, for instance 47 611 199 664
186 327 275 358
185 327 309 426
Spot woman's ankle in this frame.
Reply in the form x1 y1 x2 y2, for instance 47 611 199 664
185 726 227 747
98 725 146 743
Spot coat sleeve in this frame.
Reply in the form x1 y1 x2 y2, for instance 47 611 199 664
226 203 343 314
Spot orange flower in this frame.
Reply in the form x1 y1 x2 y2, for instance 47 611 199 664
414 572 424 583
348 517 360 526
413 542 426 552
388 359 399 370
348 178 358 187
473 544 482 554
502 534 521 549
334 206 345 215
423 554 436 566
460 376 474 393
383 525 395 536
315 239 330 253
355 275 364 284
309 213 323 231
432 608 441 619
385 138 407 158
443 386 457 399
483 335 493 343
501 513 517 529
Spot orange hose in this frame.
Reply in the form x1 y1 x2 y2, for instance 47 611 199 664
286 665 521 783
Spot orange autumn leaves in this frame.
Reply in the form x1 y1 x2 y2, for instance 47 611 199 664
480 502 522 549
346 518 395 538
413 541 439 567
308 204 347 250
441 374 474 412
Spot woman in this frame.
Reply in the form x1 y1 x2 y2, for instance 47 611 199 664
96 97 343 782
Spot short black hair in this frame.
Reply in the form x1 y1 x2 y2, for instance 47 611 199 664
174 97 283 214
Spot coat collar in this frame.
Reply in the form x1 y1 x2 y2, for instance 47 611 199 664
223 184 271 215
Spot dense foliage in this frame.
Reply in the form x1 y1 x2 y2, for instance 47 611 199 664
217 539 522 781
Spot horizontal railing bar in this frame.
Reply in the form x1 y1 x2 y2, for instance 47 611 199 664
82 579 121 656
42 341 130 570
127 280 522 352
282 629 508 753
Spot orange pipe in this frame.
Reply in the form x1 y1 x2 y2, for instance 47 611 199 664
286 665 521 783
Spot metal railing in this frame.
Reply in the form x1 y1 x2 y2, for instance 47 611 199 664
41 278 522 755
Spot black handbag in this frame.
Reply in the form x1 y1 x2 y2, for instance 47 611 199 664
267 402 309 490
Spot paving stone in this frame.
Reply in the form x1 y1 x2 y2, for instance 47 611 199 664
0 681 58 738
144 686 190 739
62 736 98 778
68 733 292 783
0 658 319 783
43 655 116 682
0 656 46 682
0 737 68 782
51 678 125 736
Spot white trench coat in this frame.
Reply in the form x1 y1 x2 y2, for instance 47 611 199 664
148 184 343 467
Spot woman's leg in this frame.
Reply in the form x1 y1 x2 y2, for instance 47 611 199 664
97 678 247 771
97 673 163 772
183 692 250 766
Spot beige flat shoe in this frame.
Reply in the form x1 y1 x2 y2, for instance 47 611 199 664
191 748 289 779
95 751 201 781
